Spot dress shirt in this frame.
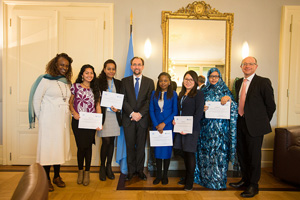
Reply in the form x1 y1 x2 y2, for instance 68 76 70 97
239 73 255 99
133 74 142 91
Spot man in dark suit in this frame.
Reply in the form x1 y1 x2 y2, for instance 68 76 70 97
229 56 276 198
121 57 155 181
197 75 206 90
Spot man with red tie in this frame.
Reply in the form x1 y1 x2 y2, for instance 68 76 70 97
229 56 276 198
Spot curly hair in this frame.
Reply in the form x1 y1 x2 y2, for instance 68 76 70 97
75 64 100 105
178 70 199 100
154 72 173 100
46 53 73 83
98 59 117 93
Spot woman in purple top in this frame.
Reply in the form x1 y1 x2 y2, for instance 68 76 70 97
69 64 101 186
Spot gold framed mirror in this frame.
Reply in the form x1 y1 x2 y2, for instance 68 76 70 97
162 1 234 87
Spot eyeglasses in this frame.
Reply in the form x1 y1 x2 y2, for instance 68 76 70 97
132 63 143 67
208 75 220 79
241 63 257 67
184 78 194 83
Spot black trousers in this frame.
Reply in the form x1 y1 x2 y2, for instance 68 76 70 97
124 121 147 174
237 116 264 187
72 118 95 171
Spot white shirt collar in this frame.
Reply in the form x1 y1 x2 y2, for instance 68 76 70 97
245 73 255 82
133 74 142 81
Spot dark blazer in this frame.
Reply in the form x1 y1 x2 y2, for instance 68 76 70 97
174 90 205 152
199 84 205 90
235 74 276 137
121 75 155 128
101 78 122 126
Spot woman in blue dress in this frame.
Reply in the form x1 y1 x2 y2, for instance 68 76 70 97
149 72 178 185
194 67 238 190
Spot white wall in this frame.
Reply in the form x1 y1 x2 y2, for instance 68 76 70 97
1 0 300 165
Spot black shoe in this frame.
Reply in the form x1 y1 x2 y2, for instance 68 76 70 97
99 166 106 181
162 176 168 185
229 180 248 189
240 185 259 198
153 177 161 185
125 173 134 181
106 165 115 180
177 177 186 185
184 183 193 191
138 171 147 181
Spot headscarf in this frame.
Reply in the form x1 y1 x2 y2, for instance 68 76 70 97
202 67 238 163
28 74 68 128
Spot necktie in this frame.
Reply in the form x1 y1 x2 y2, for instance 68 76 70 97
238 78 248 116
135 77 140 100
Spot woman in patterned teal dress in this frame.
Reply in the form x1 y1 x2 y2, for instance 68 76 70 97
194 67 238 190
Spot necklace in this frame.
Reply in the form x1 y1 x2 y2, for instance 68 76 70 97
81 82 90 88
57 81 68 102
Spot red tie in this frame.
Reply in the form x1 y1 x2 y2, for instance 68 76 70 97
238 79 248 116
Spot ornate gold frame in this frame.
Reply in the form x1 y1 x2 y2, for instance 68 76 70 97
162 1 234 86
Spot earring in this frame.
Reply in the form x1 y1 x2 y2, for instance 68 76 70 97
82 76 84 81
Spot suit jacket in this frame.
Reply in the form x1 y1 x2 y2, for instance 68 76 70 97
235 74 276 137
149 90 178 129
199 84 205 90
101 78 122 126
121 75 155 129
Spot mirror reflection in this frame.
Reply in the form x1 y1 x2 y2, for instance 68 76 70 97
162 1 234 87
169 19 226 86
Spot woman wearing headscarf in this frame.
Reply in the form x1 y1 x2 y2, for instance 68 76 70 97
194 67 238 190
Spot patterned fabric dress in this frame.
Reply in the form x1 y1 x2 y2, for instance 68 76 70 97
194 68 238 190
70 83 96 114
70 83 96 148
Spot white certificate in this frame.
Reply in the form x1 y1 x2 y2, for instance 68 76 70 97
150 130 173 147
100 91 124 110
205 101 231 119
78 112 102 129
173 116 193 134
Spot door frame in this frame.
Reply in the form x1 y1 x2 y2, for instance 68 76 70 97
278 6 300 127
2 1 114 165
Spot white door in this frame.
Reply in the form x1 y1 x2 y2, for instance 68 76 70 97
288 12 300 126
4 3 113 165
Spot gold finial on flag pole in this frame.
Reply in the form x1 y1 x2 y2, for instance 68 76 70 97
130 9 133 25
130 9 133 34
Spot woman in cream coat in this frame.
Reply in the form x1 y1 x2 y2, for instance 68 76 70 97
29 53 73 192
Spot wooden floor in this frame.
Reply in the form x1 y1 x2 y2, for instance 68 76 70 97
0 166 299 200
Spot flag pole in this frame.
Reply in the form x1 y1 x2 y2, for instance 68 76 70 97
130 9 133 34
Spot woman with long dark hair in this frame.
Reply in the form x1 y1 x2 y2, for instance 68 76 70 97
30 53 73 191
69 64 101 186
149 72 178 185
97 59 122 181
173 70 204 191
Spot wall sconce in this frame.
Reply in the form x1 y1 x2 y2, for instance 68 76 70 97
242 41 249 59
144 39 152 59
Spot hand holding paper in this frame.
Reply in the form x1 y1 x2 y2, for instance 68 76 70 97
173 116 193 134
150 130 173 147
205 101 231 119
78 112 102 129
100 91 124 110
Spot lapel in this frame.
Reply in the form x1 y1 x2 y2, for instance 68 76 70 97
235 79 243 102
113 78 119 92
245 74 258 102
128 76 136 101
137 76 146 101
